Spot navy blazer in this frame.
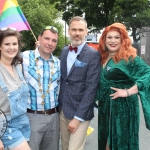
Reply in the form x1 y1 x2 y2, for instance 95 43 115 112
59 43 100 120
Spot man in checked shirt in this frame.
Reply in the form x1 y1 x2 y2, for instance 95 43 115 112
22 26 60 150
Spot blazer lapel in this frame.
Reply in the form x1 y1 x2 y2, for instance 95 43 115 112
77 43 87 60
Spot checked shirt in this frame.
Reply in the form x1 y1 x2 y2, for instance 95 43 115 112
22 48 60 111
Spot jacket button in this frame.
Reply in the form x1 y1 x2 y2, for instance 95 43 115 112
66 82 68 84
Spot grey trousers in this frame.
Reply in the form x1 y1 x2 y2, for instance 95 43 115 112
27 112 59 150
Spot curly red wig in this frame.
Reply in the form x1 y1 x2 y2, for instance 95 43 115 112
98 23 137 64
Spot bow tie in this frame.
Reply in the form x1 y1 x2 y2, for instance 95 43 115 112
69 45 78 53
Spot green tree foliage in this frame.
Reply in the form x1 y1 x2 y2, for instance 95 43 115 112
18 0 66 56
56 0 150 43
111 0 150 43
56 0 82 22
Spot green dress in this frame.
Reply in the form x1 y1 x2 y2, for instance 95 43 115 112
96 56 150 150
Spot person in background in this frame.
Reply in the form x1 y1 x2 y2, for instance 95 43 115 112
22 26 60 150
0 28 30 150
59 16 100 150
96 22 150 150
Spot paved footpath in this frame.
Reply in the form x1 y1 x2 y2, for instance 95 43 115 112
59 99 150 150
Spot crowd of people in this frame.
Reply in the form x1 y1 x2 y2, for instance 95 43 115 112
0 16 150 150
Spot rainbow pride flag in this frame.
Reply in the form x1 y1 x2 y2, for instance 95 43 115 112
0 0 31 31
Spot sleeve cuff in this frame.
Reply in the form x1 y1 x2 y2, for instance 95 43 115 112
74 116 84 122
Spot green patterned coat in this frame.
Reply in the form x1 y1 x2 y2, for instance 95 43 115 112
96 56 150 150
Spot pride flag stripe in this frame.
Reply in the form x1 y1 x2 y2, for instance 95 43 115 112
0 0 6 14
0 7 23 21
2 0 19 12
3 22 30 30
0 14 29 26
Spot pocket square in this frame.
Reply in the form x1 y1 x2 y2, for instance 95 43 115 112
75 59 87 67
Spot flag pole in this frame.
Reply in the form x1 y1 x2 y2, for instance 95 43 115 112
30 28 37 41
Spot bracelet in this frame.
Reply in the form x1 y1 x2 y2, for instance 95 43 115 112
125 89 130 97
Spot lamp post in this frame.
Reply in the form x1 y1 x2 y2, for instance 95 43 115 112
65 20 66 45
64 1 67 45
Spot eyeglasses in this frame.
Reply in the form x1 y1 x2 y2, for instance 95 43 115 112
43 26 58 33
0 27 17 31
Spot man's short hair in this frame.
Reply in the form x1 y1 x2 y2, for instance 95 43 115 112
69 16 87 28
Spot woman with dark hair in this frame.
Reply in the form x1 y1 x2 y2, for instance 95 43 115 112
0 28 30 150
96 23 150 150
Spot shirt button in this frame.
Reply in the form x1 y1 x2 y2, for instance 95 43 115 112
66 82 68 84
7 94 10 96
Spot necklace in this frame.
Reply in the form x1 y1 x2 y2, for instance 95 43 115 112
35 53 54 106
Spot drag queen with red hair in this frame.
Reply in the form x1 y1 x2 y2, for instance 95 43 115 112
96 23 150 150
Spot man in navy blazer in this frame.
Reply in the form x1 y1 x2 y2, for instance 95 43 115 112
59 16 100 150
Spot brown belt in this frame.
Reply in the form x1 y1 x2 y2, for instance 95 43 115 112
27 106 59 115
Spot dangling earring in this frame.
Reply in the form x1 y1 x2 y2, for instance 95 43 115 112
105 46 108 52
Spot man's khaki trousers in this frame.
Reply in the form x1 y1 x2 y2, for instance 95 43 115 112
60 111 90 150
